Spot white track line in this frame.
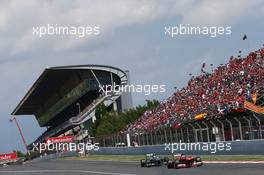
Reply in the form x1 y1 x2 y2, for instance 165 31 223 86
204 161 264 164
60 159 264 164
0 170 137 175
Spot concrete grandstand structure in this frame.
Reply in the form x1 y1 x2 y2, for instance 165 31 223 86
11 65 132 146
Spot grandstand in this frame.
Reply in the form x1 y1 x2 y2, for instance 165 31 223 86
10 48 264 150
96 48 264 147
11 65 132 147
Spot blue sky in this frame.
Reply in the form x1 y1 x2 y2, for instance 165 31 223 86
0 0 264 153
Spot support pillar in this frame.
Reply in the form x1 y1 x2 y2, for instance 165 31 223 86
195 123 203 142
226 119 234 141
234 117 243 140
217 120 226 141
202 121 210 142
164 128 168 143
243 116 252 140
252 114 262 139
189 124 197 142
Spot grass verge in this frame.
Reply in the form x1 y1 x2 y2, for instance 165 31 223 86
61 154 264 161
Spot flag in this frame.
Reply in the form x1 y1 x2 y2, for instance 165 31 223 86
242 34 247 40
195 113 207 120
201 63 206 73
244 101 264 114
252 93 257 104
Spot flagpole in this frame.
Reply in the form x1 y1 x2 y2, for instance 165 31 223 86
242 34 250 53
247 38 250 53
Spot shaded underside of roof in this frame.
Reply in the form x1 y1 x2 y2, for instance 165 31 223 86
11 65 126 116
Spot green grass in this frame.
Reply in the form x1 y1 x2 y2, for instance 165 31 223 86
62 155 145 161
61 154 264 161
201 155 264 161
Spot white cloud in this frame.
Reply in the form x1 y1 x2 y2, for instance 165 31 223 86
0 11 7 29
1 0 262 55
182 0 264 25
0 0 176 54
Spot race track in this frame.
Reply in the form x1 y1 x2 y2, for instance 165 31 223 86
0 160 264 175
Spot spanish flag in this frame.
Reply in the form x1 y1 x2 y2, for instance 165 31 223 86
244 101 264 114
252 93 257 104
195 113 207 120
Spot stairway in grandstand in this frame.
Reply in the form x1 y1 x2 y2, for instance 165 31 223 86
70 91 122 125
70 79 127 125
70 91 123 141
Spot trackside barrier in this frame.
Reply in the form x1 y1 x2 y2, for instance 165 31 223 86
30 152 78 163
27 140 264 162
91 140 264 155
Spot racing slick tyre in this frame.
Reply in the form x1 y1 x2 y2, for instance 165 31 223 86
174 162 180 169
161 157 169 165
195 157 202 162
186 160 194 168
145 160 151 167
167 162 173 169
140 160 145 167
194 157 203 167
156 160 162 166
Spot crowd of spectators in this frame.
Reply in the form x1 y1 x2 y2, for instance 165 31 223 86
122 48 264 134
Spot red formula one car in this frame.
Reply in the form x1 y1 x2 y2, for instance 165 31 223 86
167 154 203 169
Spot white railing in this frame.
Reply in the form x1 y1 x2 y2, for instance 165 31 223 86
70 94 108 124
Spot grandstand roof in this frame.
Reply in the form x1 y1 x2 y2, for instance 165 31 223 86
11 65 127 116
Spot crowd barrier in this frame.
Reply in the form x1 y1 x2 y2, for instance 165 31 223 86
30 151 78 163
29 140 264 162
92 140 264 155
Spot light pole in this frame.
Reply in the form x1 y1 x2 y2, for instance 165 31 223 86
210 64 213 73
9 116 30 155
76 102 81 114
238 50 242 58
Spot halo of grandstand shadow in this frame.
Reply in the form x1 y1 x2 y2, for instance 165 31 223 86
1 160 264 175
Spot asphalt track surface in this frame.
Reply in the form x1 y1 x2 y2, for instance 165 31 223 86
1 160 264 175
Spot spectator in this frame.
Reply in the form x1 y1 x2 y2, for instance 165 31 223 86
122 48 264 134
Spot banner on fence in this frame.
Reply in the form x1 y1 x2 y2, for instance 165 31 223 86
244 101 264 114
45 136 74 143
0 152 17 161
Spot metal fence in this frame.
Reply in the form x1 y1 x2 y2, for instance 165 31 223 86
95 113 264 147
